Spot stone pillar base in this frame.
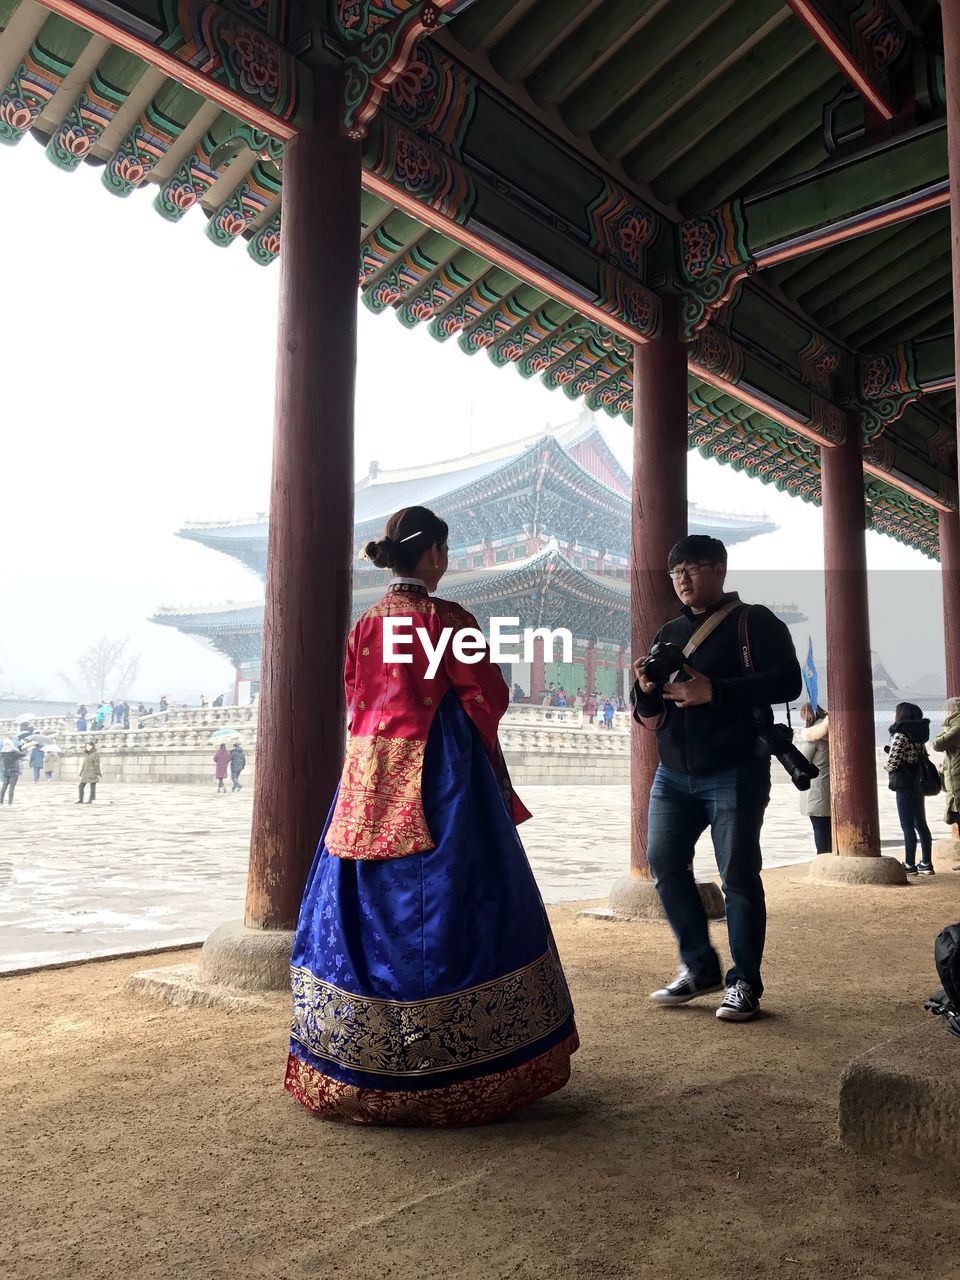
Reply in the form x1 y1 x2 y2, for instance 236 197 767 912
933 838 960 866
808 854 908 886
579 876 725 923
840 1019 960 1165
127 921 294 1009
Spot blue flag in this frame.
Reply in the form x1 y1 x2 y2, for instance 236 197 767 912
802 636 819 712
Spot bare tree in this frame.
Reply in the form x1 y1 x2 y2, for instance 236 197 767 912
58 638 141 703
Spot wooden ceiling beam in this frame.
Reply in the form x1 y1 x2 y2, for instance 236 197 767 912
593 0 789 161
560 0 720 135
523 0 662 109
785 0 909 121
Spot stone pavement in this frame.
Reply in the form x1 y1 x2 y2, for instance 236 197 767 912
0 775 938 972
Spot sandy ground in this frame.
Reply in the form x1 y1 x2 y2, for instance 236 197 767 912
5 864 960 1280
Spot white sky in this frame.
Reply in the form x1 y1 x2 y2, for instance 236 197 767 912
0 136 943 702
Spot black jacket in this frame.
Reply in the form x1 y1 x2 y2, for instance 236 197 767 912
631 593 802 776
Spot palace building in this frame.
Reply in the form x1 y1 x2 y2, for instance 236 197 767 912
152 417 794 700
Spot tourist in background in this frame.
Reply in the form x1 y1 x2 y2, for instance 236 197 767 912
511 681 524 703
42 743 56 781
200 694 208 709
797 703 831 853
885 701 934 875
214 744 230 793
212 693 224 708
933 697 960 860
159 695 168 712
77 740 101 804
585 693 596 725
0 739 22 805
229 742 246 791
75 712 87 732
28 743 44 783
603 697 615 729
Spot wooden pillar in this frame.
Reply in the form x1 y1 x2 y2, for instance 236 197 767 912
530 635 546 702
584 641 597 694
821 427 881 857
945 1 960 697
616 645 626 701
244 74 360 931
631 306 688 876
232 665 241 708
942 511 960 698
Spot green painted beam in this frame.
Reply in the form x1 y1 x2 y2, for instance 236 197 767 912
913 333 955 388
490 0 591 85
851 280 952 347
746 126 948 252
561 0 720 135
524 0 661 109
593 0 790 161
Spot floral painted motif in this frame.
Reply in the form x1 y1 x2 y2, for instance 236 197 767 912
219 25 280 103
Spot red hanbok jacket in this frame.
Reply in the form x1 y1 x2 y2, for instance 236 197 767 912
326 584 530 859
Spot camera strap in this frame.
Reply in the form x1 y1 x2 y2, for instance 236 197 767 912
738 605 793 731
638 598 743 731
679 598 743 668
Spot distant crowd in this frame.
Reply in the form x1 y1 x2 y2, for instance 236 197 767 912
511 681 626 728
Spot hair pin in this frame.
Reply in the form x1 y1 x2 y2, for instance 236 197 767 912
398 530 423 543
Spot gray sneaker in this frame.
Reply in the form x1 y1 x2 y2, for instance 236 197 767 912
650 966 724 1006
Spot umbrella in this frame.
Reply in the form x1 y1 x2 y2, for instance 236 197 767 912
19 732 44 744
13 713 34 724
41 742 60 753
208 727 243 745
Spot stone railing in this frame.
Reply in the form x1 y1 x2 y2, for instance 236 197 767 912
137 704 257 730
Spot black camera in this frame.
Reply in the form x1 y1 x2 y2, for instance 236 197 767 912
638 640 688 685
753 719 820 791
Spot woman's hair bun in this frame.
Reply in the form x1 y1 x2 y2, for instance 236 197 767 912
363 536 394 569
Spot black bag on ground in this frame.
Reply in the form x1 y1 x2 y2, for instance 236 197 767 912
936 926 960 1013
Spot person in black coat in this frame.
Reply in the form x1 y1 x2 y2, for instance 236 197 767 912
632 535 801 1022
884 701 935 875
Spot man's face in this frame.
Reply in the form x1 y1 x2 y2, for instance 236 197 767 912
669 559 726 611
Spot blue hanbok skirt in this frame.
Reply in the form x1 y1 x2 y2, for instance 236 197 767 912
284 690 577 1125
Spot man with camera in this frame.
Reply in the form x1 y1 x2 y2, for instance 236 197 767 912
632 535 803 1022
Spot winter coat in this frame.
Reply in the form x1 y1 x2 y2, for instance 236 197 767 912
78 749 102 783
933 709 960 826
229 746 246 777
798 716 830 818
884 717 930 794
0 748 22 778
214 746 230 780
28 746 44 770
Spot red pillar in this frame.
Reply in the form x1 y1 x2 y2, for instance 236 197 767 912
821 427 881 857
584 641 597 694
245 74 360 930
530 636 546 702
945 1 960 697
941 510 960 699
631 307 688 876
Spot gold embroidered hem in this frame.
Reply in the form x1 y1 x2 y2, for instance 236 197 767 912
325 734 434 859
284 1032 578 1127
289 948 573 1076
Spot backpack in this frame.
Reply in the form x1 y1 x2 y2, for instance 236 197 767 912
927 924 960 1038
920 749 942 797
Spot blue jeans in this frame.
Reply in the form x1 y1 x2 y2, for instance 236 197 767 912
647 761 771 996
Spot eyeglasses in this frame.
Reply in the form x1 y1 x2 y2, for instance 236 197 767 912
667 561 718 580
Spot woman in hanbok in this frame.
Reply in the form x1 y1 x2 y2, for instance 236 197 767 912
284 505 577 1125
